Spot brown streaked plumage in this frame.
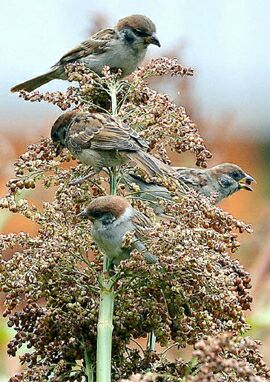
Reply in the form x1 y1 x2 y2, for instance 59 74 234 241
124 163 255 212
174 163 255 202
78 195 156 266
51 110 172 178
11 15 160 93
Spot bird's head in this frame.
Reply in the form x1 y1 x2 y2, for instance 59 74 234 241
77 195 132 228
116 15 160 49
51 111 76 155
210 163 256 200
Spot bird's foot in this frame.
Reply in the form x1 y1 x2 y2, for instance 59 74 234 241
69 170 95 186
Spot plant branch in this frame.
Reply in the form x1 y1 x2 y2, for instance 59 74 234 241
95 80 120 382
146 331 156 352
129 338 144 354
109 81 118 116
109 167 118 196
84 348 94 382
96 276 115 382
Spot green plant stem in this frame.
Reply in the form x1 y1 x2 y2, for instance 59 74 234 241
84 348 94 382
147 330 156 352
110 82 118 116
183 357 198 379
109 168 117 195
95 79 120 382
96 277 115 382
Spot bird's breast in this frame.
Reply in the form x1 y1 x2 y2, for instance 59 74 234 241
65 146 128 172
79 39 147 77
92 218 134 263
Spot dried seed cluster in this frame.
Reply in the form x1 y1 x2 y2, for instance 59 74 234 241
1 58 268 381
120 334 270 382
190 333 270 382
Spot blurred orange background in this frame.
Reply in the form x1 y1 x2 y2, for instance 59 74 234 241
1 1 270 379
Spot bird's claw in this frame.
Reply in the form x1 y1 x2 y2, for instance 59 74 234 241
69 170 95 186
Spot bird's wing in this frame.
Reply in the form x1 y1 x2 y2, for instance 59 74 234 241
131 210 153 242
174 167 208 190
131 209 157 264
53 28 116 66
68 113 148 152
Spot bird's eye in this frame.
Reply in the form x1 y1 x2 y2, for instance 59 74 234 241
231 171 240 180
134 29 149 37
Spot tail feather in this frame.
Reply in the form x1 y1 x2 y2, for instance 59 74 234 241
11 68 59 92
128 152 190 196
128 151 172 178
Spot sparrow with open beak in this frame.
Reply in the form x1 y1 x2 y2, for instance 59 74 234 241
78 195 156 267
124 163 255 209
11 14 160 93
51 110 172 180
175 163 255 202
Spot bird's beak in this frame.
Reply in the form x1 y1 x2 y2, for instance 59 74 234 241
238 174 256 191
77 210 89 220
145 33 161 47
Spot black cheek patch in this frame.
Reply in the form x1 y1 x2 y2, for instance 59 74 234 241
102 216 114 226
124 29 135 44
91 211 103 219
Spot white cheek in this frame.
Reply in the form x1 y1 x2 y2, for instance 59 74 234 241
113 206 134 227
92 219 104 231
91 207 135 257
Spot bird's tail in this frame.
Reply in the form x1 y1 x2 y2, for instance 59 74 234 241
128 151 172 178
11 68 60 92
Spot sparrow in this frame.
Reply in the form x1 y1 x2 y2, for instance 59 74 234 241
174 163 255 203
11 14 160 93
124 163 255 207
78 195 156 266
51 110 172 179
